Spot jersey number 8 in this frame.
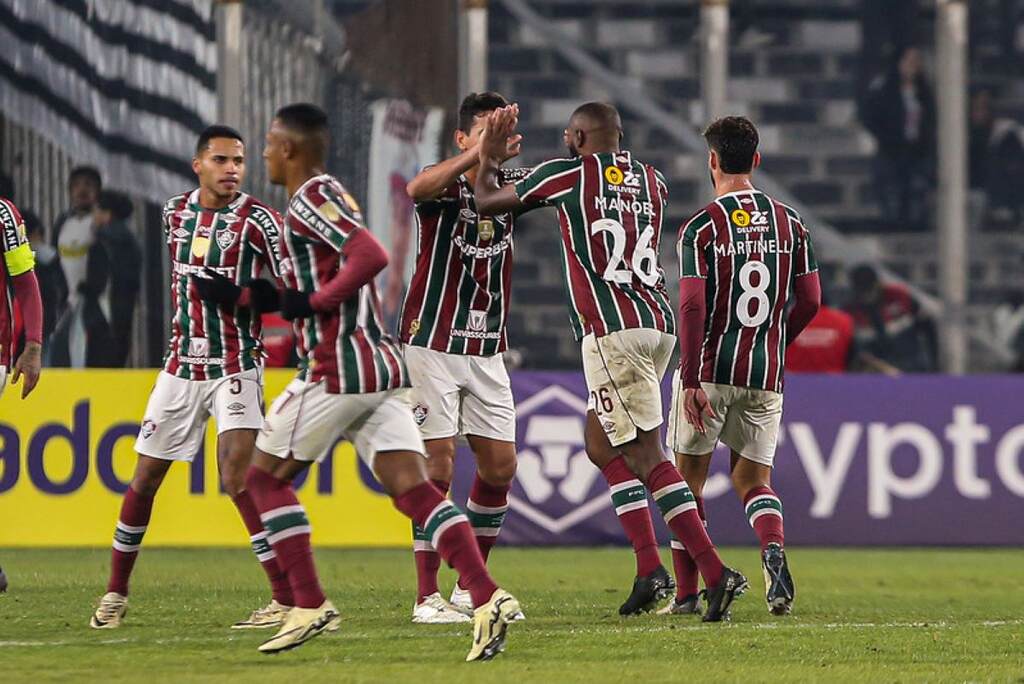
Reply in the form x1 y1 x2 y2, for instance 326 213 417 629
590 218 660 287
737 260 772 327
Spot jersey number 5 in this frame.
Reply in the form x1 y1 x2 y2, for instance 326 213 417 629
737 260 772 327
590 219 660 287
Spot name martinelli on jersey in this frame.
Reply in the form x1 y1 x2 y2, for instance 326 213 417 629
714 238 794 258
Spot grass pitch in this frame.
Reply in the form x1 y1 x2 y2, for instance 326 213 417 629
0 547 1022 682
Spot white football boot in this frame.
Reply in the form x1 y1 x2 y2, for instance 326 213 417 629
90 592 128 629
466 589 524 662
448 584 475 617
412 592 471 624
232 599 291 629
258 600 340 654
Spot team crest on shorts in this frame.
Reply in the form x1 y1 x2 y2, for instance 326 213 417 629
140 420 157 439
412 404 429 426
216 227 237 251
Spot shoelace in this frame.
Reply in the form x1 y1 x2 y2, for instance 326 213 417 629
97 599 124 620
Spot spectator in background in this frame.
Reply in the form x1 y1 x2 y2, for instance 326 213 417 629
50 189 141 367
844 265 937 373
89 190 142 366
22 210 68 346
969 88 1024 225
861 46 935 230
52 166 102 305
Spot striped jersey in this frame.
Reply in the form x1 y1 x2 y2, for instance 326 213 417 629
1 198 32 367
678 188 818 393
400 168 529 356
283 173 406 394
162 189 285 380
513 151 675 340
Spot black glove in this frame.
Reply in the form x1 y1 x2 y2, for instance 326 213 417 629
247 278 281 314
280 288 315 321
194 269 241 307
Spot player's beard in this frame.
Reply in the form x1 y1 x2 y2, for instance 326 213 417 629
566 143 579 158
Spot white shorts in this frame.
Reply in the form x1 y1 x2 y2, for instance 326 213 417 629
0 365 6 399
134 368 265 461
255 378 425 468
582 328 676 448
667 374 784 467
403 346 516 442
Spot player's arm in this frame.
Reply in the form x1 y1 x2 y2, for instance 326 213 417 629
785 271 822 346
283 229 388 318
474 105 527 216
406 147 480 202
1 199 42 398
676 213 717 434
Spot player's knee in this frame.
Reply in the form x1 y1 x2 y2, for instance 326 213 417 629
479 454 516 486
424 440 456 481
130 475 162 498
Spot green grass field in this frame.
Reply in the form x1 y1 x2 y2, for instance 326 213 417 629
1 547 1022 682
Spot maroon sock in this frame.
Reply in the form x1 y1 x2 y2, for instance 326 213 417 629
670 496 705 600
601 456 661 577
395 481 498 609
245 466 325 609
743 485 784 551
413 479 449 602
107 487 154 596
232 490 294 606
466 474 510 563
647 461 723 588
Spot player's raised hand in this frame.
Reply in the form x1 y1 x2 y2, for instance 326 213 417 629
479 108 512 162
683 387 716 435
11 340 41 399
502 133 523 162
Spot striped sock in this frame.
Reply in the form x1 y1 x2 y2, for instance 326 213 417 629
744 485 784 551
232 491 294 606
107 487 154 596
395 481 498 609
466 475 510 563
602 456 661 577
246 467 325 609
670 496 705 600
413 479 449 602
648 461 723 588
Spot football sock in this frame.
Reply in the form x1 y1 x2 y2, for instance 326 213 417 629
647 461 724 588
395 480 498 609
245 466 325 609
466 474 510 563
107 487 154 596
671 495 705 600
744 485 784 551
601 456 661 577
412 479 449 602
232 490 294 606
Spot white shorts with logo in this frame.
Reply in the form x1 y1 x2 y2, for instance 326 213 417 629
582 328 676 448
134 368 265 461
403 346 516 442
667 373 784 467
255 378 425 468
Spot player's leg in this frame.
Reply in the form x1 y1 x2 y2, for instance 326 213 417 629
245 379 342 654
211 370 295 628
455 353 517 610
723 388 791 614
583 330 745 623
91 372 202 629
584 413 672 615
659 450 712 615
359 394 521 661
403 346 467 621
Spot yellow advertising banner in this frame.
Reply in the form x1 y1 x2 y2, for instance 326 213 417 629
0 370 410 547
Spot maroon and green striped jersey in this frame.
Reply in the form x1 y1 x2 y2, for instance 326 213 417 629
283 173 407 394
399 168 529 356
163 189 285 380
1 197 30 367
678 189 818 393
513 151 675 340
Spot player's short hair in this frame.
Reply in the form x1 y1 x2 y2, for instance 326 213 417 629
703 116 759 174
69 165 102 189
196 124 244 154
458 92 509 133
570 102 620 130
275 102 329 137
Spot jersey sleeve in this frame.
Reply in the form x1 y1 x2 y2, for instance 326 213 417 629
0 198 34 276
677 210 715 279
512 158 580 207
161 194 183 243
413 165 461 216
289 181 366 253
789 210 819 277
246 205 287 279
